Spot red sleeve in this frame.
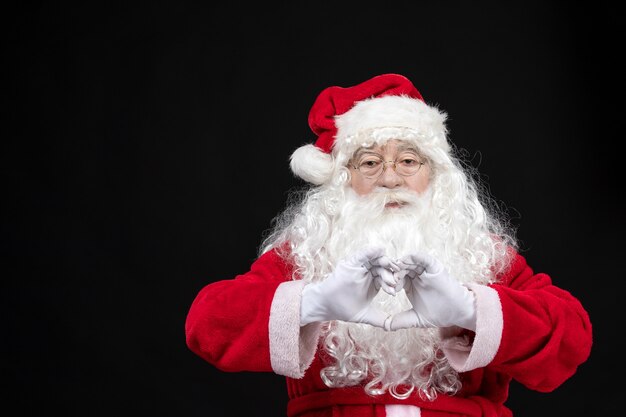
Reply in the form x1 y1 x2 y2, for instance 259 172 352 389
184 249 292 372
489 252 593 392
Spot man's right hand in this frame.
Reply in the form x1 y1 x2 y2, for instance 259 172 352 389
300 247 399 328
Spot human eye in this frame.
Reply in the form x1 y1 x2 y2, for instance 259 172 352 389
397 154 421 167
358 155 383 169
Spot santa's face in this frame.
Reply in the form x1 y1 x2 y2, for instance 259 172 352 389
348 139 431 197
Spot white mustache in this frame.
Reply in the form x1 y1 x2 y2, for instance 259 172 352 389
365 188 425 207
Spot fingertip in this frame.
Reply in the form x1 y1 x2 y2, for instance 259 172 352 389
355 247 383 264
368 246 385 254
388 259 401 271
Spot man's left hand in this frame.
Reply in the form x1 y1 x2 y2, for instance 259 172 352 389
388 252 477 331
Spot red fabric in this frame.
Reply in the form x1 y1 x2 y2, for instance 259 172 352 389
286 373 484 416
185 249 592 416
285 355 505 417
488 255 594 391
308 74 424 153
185 249 293 372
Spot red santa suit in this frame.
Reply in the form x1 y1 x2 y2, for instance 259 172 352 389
185 246 592 417
186 73 592 416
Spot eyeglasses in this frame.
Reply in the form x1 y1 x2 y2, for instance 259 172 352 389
349 154 425 179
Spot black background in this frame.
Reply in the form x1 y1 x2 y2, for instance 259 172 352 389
3 2 623 416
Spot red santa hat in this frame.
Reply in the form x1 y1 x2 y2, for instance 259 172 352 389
290 73 450 185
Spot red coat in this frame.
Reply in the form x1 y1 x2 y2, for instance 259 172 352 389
185 249 592 416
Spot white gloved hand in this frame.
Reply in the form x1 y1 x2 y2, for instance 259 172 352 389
300 247 399 328
389 252 477 331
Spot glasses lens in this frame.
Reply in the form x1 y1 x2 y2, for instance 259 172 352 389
358 158 384 178
354 156 424 178
395 158 423 176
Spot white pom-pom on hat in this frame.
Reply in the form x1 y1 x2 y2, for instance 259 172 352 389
289 144 334 185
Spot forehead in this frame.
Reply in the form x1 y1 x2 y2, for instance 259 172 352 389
351 140 419 158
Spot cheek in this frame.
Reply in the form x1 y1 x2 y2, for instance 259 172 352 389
350 175 373 195
407 168 431 193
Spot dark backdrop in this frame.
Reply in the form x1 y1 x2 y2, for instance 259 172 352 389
4 2 622 416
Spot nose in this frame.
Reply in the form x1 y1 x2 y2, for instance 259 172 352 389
377 161 404 189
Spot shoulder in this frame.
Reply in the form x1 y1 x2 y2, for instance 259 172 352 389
495 248 556 290
496 248 532 285
251 244 295 277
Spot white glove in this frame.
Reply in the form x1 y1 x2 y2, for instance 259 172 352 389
389 252 477 331
300 247 399 328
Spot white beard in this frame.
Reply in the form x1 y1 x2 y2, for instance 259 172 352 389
323 186 440 317
263 173 512 398
325 186 438 269
316 186 467 398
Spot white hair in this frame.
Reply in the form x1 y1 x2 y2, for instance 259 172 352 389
260 137 517 400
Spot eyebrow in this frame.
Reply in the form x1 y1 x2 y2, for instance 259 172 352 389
351 142 421 160
395 143 421 155
351 148 379 160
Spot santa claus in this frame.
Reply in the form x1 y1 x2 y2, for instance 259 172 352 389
185 74 592 416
